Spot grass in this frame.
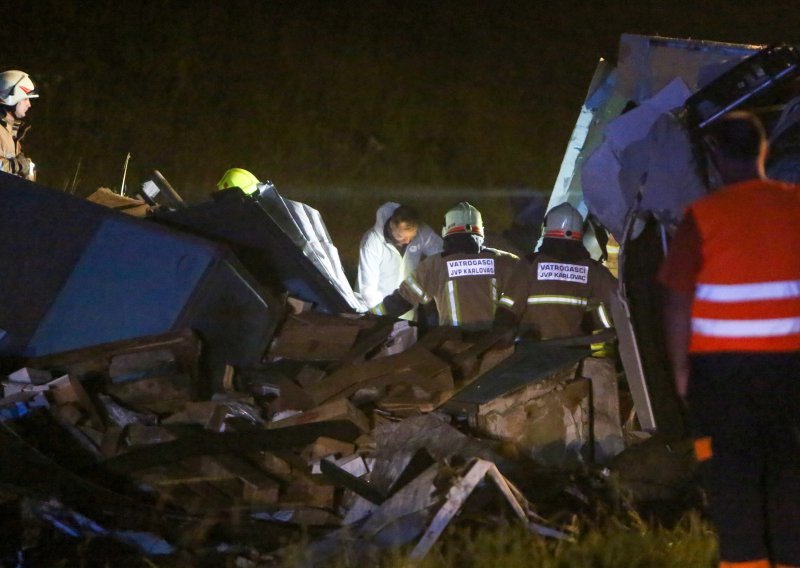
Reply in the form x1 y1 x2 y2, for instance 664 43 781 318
273 511 717 568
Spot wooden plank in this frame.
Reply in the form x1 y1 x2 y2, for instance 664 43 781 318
92 421 364 475
320 458 386 504
26 328 201 380
306 345 450 406
409 460 493 560
267 399 370 433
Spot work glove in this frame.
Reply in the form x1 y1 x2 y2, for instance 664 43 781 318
11 154 33 178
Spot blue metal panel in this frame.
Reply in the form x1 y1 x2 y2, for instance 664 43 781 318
25 216 213 356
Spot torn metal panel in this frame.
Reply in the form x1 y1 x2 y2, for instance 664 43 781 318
258 186 359 308
617 218 685 437
616 34 758 104
549 33 758 238
154 187 364 314
583 77 697 239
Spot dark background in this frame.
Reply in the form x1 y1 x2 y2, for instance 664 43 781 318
6 1 798 260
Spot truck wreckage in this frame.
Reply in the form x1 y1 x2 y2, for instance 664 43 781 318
0 34 798 564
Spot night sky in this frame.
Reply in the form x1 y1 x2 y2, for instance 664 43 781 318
6 0 800 249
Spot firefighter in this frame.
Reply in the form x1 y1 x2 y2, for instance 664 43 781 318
0 70 38 181
217 167 262 195
518 202 618 342
357 202 442 320
371 201 523 331
659 111 800 568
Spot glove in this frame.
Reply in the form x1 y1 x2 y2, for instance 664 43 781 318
11 154 32 178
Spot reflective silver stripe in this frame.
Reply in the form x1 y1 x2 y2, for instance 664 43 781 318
447 280 459 326
406 276 427 301
498 295 515 308
692 316 800 338
527 295 588 307
597 304 612 328
370 304 385 316
696 280 800 303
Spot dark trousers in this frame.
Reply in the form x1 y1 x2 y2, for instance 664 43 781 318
687 353 800 565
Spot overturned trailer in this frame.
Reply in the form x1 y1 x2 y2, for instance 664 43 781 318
548 34 800 436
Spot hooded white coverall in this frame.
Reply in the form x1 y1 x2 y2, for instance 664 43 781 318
356 202 442 319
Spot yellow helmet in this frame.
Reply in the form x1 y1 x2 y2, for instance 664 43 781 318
217 168 260 195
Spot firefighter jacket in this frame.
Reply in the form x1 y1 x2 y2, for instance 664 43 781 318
519 241 617 339
356 202 443 315
685 179 800 352
386 247 523 331
0 116 33 181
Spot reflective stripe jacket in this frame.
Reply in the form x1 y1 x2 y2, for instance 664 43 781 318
395 248 523 331
0 117 33 181
356 202 443 317
520 251 617 339
688 179 800 352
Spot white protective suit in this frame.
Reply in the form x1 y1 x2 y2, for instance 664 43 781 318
356 202 443 319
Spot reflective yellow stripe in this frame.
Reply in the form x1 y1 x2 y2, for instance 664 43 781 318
370 303 386 315
597 303 612 328
405 275 427 302
527 295 588 307
447 280 459 326
498 295 515 308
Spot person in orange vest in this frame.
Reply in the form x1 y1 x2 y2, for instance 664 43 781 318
658 111 800 568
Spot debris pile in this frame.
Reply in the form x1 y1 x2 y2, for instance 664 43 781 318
0 300 698 565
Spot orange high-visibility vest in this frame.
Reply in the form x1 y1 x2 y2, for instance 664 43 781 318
689 179 800 353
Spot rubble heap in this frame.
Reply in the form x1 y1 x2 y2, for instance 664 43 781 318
0 303 697 565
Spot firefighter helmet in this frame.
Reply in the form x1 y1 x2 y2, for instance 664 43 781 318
442 201 484 238
217 168 260 195
543 202 584 240
0 70 38 106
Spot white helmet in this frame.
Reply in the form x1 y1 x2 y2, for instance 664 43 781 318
442 201 483 238
543 202 584 240
0 70 39 106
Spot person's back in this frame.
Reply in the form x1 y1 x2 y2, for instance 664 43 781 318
405 245 520 330
659 110 800 568
371 202 523 331
686 179 800 351
519 203 617 340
